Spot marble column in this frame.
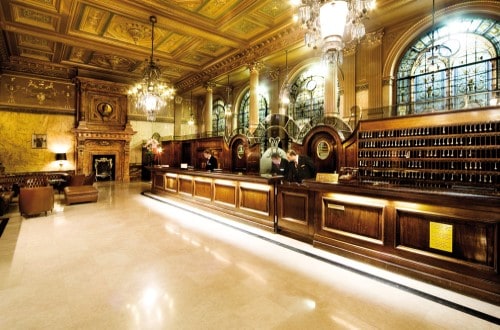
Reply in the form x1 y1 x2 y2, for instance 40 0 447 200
248 62 262 133
204 83 215 135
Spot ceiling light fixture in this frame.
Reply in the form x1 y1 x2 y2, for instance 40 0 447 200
291 0 376 65
225 75 232 116
128 16 175 122
280 49 291 109
188 91 195 126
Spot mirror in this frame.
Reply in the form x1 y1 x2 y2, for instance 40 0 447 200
316 140 331 160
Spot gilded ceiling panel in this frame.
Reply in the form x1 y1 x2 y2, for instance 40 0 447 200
89 53 137 72
198 0 237 19
17 34 54 52
68 47 89 63
22 0 59 11
12 4 59 31
156 32 192 55
77 5 111 35
18 48 52 61
180 51 213 66
170 0 204 11
257 1 291 19
196 41 229 57
104 15 158 47
225 18 267 40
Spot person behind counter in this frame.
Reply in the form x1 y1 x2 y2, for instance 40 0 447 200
286 149 316 182
270 152 289 176
203 149 218 171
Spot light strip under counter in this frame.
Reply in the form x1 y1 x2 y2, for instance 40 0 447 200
239 182 271 192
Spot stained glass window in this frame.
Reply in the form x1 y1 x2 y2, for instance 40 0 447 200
237 90 269 130
212 99 225 136
288 67 325 121
396 17 499 115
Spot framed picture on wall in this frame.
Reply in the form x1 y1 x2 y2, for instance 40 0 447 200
32 134 47 149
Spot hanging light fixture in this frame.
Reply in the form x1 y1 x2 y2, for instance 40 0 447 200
188 91 195 126
427 0 439 72
128 16 175 122
291 0 376 65
225 75 232 116
279 50 291 109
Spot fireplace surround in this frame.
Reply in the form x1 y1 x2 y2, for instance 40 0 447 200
73 77 136 182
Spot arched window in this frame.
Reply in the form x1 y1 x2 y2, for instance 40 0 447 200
237 90 269 129
288 67 325 123
212 99 225 136
396 17 499 115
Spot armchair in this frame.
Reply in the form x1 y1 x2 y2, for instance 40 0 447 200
19 186 54 217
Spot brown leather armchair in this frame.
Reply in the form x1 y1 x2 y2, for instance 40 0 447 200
19 186 54 217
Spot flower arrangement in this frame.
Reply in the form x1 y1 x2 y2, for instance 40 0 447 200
144 138 159 152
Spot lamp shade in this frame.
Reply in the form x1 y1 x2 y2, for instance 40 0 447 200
320 1 349 39
55 153 67 161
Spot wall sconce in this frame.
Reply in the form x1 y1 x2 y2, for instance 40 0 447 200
55 153 67 168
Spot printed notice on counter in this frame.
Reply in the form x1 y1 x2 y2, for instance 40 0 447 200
429 222 453 252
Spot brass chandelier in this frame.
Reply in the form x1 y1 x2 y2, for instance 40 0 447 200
291 0 376 64
129 16 175 121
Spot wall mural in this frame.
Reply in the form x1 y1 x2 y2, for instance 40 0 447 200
0 74 75 112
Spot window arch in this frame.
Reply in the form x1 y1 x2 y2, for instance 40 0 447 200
237 90 269 129
396 16 499 115
212 99 225 136
288 67 325 122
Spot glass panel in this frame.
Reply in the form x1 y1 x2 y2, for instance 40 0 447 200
395 16 499 115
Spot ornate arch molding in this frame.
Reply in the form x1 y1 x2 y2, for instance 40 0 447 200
382 1 500 80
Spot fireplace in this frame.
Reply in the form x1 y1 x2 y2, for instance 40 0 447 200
93 155 115 181
73 77 136 182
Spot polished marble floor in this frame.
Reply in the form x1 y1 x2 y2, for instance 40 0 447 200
0 181 499 329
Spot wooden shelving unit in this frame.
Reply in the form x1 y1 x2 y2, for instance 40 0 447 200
356 109 500 194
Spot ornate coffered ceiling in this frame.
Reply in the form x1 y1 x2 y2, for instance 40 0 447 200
0 0 443 95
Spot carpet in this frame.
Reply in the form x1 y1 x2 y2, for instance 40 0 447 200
0 217 9 238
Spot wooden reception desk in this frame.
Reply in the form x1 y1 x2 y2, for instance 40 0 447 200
149 167 282 231
149 167 500 304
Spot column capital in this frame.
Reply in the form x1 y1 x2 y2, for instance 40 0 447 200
248 61 264 72
382 76 394 86
364 29 384 47
204 82 216 90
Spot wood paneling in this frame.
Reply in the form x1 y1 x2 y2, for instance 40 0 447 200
322 198 384 242
179 176 193 195
240 187 270 215
150 167 279 230
214 182 237 206
194 178 212 200
396 209 496 268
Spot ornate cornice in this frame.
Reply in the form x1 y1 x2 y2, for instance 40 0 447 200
1 56 77 80
77 77 130 95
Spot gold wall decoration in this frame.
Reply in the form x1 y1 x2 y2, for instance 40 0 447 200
0 74 75 112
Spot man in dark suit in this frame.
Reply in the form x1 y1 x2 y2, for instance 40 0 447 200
203 149 218 171
270 152 289 176
286 149 316 183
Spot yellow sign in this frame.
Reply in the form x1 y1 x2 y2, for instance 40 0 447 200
429 222 453 252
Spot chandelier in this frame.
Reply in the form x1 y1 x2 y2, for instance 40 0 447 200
129 16 175 122
291 0 376 64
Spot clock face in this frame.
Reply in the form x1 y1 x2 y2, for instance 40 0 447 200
305 79 317 91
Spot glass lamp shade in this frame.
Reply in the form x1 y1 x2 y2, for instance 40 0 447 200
320 1 348 40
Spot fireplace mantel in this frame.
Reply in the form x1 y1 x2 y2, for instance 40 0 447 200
73 125 136 182
73 77 136 182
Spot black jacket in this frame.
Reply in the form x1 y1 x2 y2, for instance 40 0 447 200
286 155 316 182
270 158 289 176
205 155 218 171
